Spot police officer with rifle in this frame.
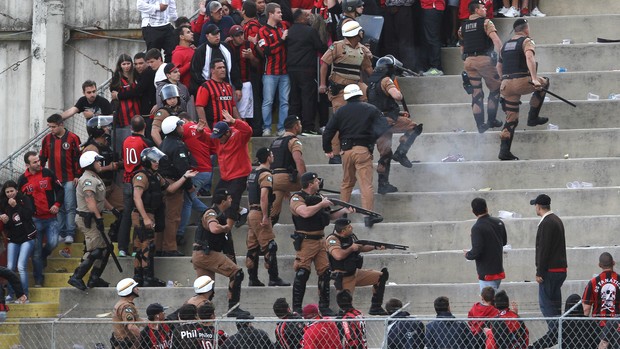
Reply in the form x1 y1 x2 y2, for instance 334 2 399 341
326 218 390 315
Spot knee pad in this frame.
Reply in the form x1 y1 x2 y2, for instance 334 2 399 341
246 247 260 258
89 248 105 260
267 240 277 254
234 269 244 284
295 268 311 283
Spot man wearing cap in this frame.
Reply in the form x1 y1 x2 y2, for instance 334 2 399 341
139 303 171 349
68 151 114 291
246 147 290 287
211 110 253 229
192 188 252 318
273 298 305 349
270 115 306 225
229 25 259 125
322 84 386 228
195 58 242 129
326 218 389 315
158 116 197 256
166 275 215 321
529 193 567 349
290 171 353 315
221 313 274 349
336 0 364 41
132 147 197 286
497 18 550 160
458 0 503 134
112 278 142 349
190 22 242 98
319 20 373 164
301 304 341 349
199 0 236 45
137 0 177 62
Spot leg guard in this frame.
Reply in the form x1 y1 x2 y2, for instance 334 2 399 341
246 247 263 286
376 154 392 176
266 241 290 286
73 248 102 279
369 268 389 315
470 78 486 131
528 77 550 123
499 120 520 160
318 271 335 316
228 269 244 307
143 240 166 287
394 123 423 156
88 249 111 288
292 268 310 313
487 89 502 127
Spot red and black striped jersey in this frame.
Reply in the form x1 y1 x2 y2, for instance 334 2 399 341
583 270 620 325
340 309 368 349
112 77 141 127
17 168 64 219
195 80 236 129
231 41 256 82
40 131 81 183
258 22 289 75
122 134 154 183
243 18 262 41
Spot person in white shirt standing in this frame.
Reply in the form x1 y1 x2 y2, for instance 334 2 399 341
137 0 178 63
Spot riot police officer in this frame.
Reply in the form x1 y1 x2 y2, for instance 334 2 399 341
166 275 215 320
368 55 423 194
320 21 373 164
132 147 197 286
158 116 196 256
326 218 389 315
112 278 142 349
459 0 503 133
322 84 386 228
497 18 549 160
289 172 352 315
246 147 290 287
336 0 364 41
269 115 306 225
192 189 252 318
68 151 113 291
151 84 184 146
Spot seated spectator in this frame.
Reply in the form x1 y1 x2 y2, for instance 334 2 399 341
221 313 273 349
468 286 499 348
488 290 529 349
384 298 425 349
170 304 200 347
336 290 368 349
561 294 599 349
273 298 305 349
60 80 113 120
0 267 28 322
138 303 172 349
301 304 341 349
196 302 229 347
426 296 473 349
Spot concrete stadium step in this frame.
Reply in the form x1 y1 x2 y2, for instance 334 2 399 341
256 128 620 164
178 215 620 256
412 99 620 133
28 287 61 303
99 246 617 287
491 15 620 45
7 302 60 318
58 280 589 318
539 0 620 16
29 272 88 288
441 43 620 76
0 333 20 349
398 71 620 105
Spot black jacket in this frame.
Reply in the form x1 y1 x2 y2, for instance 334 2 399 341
118 67 157 115
465 214 507 280
159 133 196 189
322 99 387 153
221 326 274 349
0 194 37 244
386 311 425 349
275 313 305 349
286 23 326 72
189 41 242 95
535 212 567 277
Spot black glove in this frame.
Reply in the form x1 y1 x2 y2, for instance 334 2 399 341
95 217 105 233
111 208 122 220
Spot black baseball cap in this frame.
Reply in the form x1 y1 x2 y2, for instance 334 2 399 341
205 24 221 35
513 18 528 30
300 172 318 187
530 194 551 205
284 115 301 129
256 147 271 163
211 121 230 139
334 218 351 232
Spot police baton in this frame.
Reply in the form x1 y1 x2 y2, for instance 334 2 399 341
528 81 576 108
99 225 123 273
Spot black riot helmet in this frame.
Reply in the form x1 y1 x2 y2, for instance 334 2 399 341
343 0 363 13
373 55 404 77
86 115 113 138
140 147 167 169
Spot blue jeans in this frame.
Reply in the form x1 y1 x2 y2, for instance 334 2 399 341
478 279 501 292
177 172 212 237
32 217 59 284
539 271 566 318
57 181 77 238
262 74 290 132
7 240 35 296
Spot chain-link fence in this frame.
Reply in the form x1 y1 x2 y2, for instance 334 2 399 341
0 315 614 349
0 79 111 184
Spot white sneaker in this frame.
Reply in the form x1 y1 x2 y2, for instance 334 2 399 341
262 129 272 137
64 235 74 244
276 130 285 137
531 7 546 17
504 6 519 18
498 6 509 15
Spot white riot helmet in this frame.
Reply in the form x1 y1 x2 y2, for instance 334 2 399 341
343 84 363 100
342 21 362 38
79 151 104 169
161 116 183 135
160 84 180 101
194 276 215 294
117 278 139 296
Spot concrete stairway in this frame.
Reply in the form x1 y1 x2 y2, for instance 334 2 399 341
8 0 617 329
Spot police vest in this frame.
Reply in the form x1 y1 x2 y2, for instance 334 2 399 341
133 170 167 212
331 42 364 81
501 36 530 75
194 206 228 251
247 168 273 206
368 78 400 119
461 17 493 55
291 191 330 232
327 233 360 274
270 135 296 171
84 138 115 185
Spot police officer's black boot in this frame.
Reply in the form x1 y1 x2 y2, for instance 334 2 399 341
473 90 489 133
368 268 389 315
392 124 423 168
292 269 310 314
377 156 398 195
87 252 110 288
246 248 265 286
68 254 97 291
143 242 166 287
227 270 252 318
328 155 342 164
487 90 503 128
133 267 144 287
266 247 290 286
527 78 550 127
318 272 336 316
498 121 519 161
